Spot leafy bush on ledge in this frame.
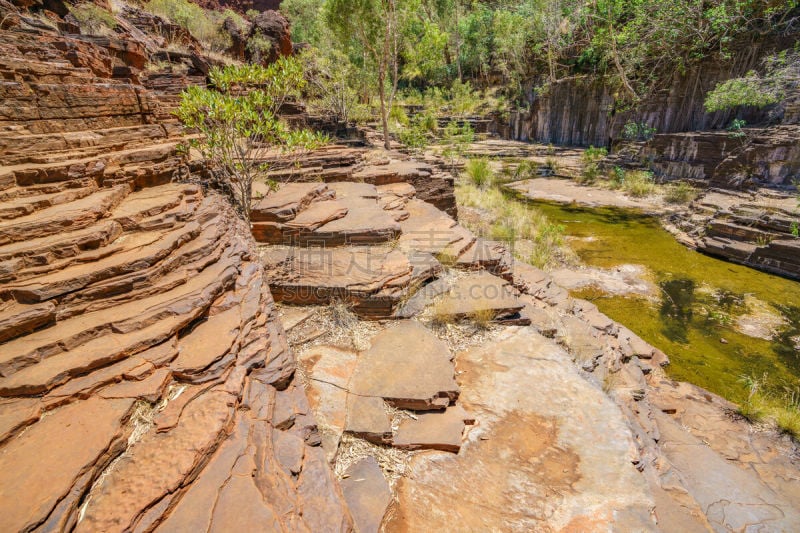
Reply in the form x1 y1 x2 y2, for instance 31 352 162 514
175 58 328 222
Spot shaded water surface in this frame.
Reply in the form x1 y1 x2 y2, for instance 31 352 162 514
532 201 800 404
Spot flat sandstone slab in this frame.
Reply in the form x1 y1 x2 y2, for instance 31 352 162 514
435 272 524 319
384 327 656 531
349 321 458 410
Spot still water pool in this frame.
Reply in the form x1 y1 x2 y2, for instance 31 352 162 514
532 200 800 405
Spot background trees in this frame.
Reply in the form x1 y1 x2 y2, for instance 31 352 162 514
325 0 405 149
281 0 799 123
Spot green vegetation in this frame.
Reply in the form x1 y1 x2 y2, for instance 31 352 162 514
705 50 799 113
578 146 607 183
726 118 747 138
621 121 657 142
175 59 328 222
464 157 492 189
738 374 800 439
145 0 235 51
246 30 273 63
440 120 474 171
535 199 800 440
622 170 656 197
457 181 566 269
69 3 117 35
664 181 698 204
280 0 797 117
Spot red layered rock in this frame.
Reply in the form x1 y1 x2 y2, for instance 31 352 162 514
0 4 353 530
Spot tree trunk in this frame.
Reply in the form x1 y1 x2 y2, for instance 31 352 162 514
379 69 390 150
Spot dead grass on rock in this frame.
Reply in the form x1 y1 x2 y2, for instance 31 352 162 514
334 433 413 489
292 302 384 352
417 314 502 353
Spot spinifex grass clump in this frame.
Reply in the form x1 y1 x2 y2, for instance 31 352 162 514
623 170 656 197
737 374 800 439
579 146 607 184
465 158 493 189
664 181 698 204
457 182 565 269
176 58 328 222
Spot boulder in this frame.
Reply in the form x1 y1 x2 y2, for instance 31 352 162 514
246 10 292 65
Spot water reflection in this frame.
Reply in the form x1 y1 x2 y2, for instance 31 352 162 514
773 304 800 374
659 278 695 344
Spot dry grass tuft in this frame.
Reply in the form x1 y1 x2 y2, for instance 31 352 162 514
295 302 381 352
469 307 497 329
334 433 413 489
430 297 458 326
420 316 501 353
456 182 567 269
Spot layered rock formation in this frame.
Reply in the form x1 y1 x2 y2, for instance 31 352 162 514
502 31 799 148
630 125 800 189
272 181 800 530
0 5 353 531
2 1 799 531
666 188 800 280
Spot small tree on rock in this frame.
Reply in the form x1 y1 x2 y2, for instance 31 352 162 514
176 58 328 222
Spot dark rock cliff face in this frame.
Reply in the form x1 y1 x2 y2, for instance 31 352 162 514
638 125 800 188
502 33 798 148
189 0 281 14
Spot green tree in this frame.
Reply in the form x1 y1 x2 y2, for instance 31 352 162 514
281 0 326 45
301 48 360 123
326 0 405 149
175 59 328 222
705 50 799 113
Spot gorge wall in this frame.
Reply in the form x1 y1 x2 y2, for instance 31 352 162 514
501 32 798 149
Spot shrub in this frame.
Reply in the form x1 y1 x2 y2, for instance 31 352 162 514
440 120 474 172
727 118 747 139
397 111 439 152
175 58 328 222
579 145 607 184
69 3 117 35
705 73 780 112
609 166 626 188
664 182 698 204
301 48 358 124
621 121 657 142
398 122 429 151
543 157 559 176
736 374 768 423
465 158 493 189
624 170 656 197
417 111 438 134
246 30 274 63
508 160 537 180
449 79 481 116
146 0 229 50
389 104 409 127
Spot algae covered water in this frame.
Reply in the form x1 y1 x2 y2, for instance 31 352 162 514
533 201 800 405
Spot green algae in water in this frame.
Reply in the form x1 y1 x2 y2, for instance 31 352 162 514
532 201 800 405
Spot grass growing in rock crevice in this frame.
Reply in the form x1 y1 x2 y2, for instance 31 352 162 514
457 161 572 269
737 374 800 440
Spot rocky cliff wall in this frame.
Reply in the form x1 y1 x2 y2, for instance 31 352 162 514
502 33 798 148
636 125 800 188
